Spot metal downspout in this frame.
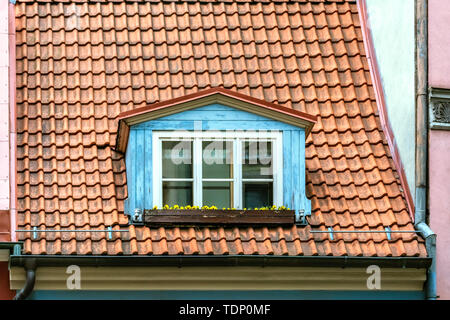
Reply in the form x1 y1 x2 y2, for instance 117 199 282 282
415 0 437 300
13 258 36 300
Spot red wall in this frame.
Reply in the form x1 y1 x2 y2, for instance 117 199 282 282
0 262 14 300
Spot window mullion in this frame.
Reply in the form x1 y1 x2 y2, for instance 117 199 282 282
193 137 203 207
275 133 283 207
153 136 162 207
233 138 242 209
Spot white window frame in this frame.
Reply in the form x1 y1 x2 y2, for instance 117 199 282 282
152 131 283 209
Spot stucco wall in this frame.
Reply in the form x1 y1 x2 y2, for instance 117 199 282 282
429 130 450 300
0 0 10 210
429 0 450 88
428 0 450 301
365 0 416 200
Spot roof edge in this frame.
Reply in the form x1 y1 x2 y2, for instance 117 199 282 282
10 255 432 269
115 87 317 153
356 0 415 221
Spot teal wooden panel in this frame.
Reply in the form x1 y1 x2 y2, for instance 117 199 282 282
29 290 426 300
283 130 311 215
292 130 300 211
124 103 311 215
144 129 153 210
283 130 293 209
125 129 137 214
134 120 299 131
152 109 269 121
133 104 301 131
298 130 311 214
135 129 145 209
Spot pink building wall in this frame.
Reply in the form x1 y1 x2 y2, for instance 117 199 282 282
429 130 450 300
429 0 450 88
428 0 450 300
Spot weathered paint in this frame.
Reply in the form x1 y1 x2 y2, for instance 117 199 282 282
365 0 416 200
124 104 310 215
429 130 450 300
27 290 425 300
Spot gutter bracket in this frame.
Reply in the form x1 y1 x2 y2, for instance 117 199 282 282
384 226 392 241
107 226 113 240
295 209 307 226
32 226 38 240
327 227 334 241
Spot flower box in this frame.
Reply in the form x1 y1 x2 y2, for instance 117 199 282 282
143 209 295 226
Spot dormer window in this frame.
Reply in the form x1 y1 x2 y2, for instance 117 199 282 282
116 88 316 223
152 131 283 209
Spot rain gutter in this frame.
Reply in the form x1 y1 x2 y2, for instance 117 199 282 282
7 253 431 299
415 0 437 300
12 258 35 300
9 254 432 269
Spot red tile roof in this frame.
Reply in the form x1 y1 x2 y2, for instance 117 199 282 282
15 0 426 257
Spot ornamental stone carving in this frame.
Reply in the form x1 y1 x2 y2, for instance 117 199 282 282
432 102 450 123
429 88 450 130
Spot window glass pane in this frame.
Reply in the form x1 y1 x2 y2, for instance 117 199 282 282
202 140 233 179
243 182 273 209
202 181 232 208
163 181 192 207
162 141 192 178
242 141 273 179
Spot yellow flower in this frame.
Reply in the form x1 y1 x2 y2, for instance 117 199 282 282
163 204 169 209
153 205 158 210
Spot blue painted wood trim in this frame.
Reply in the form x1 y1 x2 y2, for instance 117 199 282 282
144 128 153 210
28 290 425 300
124 129 136 215
283 130 311 215
124 104 311 215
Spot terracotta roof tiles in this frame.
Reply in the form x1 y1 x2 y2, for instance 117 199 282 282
15 0 425 257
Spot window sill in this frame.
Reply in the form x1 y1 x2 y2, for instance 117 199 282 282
143 209 295 226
